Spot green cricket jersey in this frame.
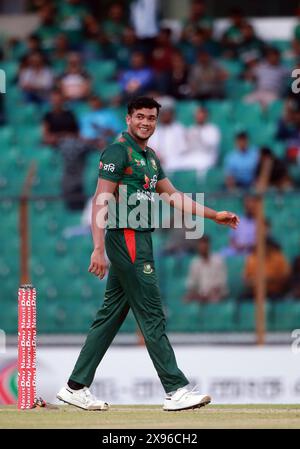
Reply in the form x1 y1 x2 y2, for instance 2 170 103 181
98 131 166 231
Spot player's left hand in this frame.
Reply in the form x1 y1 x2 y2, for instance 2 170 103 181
214 211 240 229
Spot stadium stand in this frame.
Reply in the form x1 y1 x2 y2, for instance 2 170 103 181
0 0 299 336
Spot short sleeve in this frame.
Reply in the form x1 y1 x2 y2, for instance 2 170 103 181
98 143 128 182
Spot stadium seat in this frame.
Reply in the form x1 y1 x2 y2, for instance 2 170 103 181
175 101 199 125
236 301 272 332
93 81 122 101
270 300 300 331
226 256 245 299
232 101 262 126
169 169 199 193
86 60 117 81
205 167 223 192
267 100 284 122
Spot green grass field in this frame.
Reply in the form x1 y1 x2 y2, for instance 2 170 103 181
0 404 300 429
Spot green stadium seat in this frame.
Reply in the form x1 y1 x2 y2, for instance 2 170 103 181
169 169 199 193
201 301 236 332
226 80 254 100
206 100 232 122
272 141 285 158
0 126 14 147
219 59 242 78
226 256 245 299
0 60 18 84
86 60 117 81
270 300 300 331
267 100 284 122
232 101 262 125
93 81 122 101
205 167 223 192
236 301 272 332
175 101 199 126
0 298 18 334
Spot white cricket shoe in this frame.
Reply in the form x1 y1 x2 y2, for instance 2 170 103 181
57 386 109 411
163 386 211 411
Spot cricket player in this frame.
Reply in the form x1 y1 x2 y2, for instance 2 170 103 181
57 97 239 411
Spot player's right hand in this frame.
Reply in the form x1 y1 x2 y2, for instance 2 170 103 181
88 249 107 279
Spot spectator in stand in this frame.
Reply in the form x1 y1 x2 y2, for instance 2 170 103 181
51 34 70 73
58 52 91 101
178 28 220 65
243 237 290 300
221 7 246 58
18 34 43 60
276 101 300 142
255 147 292 190
148 97 188 172
80 95 122 147
151 28 176 93
181 0 213 41
119 51 155 99
184 235 228 303
35 3 59 53
42 89 89 210
42 89 79 146
130 0 159 55
56 0 91 50
114 27 141 69
19 51 54 105
224 131 259 190
102 2 126 44
165 50 190 99
245 47 289 107
237 23 265 64
188 50 228 100
221 195 259 257
186 106 220 174
81 15 103 61
290 255 300 299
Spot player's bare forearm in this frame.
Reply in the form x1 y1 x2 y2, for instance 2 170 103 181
91 200 106 254
88 178 117 279
156 177 240 229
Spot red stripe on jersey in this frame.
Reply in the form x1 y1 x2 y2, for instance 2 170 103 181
124 229 136 263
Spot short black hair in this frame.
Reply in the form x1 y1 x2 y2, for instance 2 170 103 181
127 97 161 116
236 131 248 139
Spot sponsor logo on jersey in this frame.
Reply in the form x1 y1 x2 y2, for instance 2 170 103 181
143 263 153 274
100 163 115 172
135 158 146 167
151 159 157 170
137 190 155 202
143 175 150 189
149 174 158 189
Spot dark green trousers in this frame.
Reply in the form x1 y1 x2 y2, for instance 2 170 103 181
69 229 188 393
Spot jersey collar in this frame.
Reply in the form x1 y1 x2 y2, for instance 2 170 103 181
122 131 148 154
